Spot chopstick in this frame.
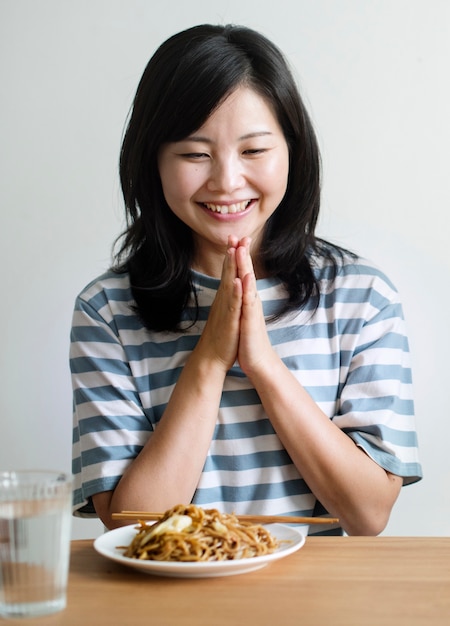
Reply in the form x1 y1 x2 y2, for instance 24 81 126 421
112 511 339 525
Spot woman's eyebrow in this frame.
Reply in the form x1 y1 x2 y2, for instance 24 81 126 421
184 131 274 143
239 131 273 140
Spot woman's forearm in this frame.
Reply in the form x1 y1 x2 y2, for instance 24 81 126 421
248 356 402 536
96 350 227 528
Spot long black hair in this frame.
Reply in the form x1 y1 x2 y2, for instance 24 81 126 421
114 23 342 331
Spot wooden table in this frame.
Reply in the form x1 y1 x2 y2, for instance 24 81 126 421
9 536 450 626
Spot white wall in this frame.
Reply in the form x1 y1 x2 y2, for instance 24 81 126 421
1 0 448 539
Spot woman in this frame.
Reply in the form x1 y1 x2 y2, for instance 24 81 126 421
71 24 422 535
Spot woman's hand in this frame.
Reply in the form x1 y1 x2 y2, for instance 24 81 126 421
195 235 275 377
233 238 277 378
194 236 243 372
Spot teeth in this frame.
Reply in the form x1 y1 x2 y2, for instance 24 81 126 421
204 201 249 214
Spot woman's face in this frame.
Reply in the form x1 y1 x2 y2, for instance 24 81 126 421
157 86 290 277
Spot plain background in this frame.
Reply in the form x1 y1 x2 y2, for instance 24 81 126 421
1 0 449 540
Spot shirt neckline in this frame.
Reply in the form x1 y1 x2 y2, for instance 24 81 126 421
190 269 281 291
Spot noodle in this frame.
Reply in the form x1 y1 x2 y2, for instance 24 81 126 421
120 504 280 562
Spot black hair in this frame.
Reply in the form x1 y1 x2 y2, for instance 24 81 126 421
114 23 346 331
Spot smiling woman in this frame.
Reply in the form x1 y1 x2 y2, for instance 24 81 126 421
157 86 290 276
70 23 422 538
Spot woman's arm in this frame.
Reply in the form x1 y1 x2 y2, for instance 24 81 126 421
247 358 402 535
93 348 227 528
235 241 402 536
94 244 245 529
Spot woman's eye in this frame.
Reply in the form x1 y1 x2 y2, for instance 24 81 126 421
243 148 266 155
181 152 209 159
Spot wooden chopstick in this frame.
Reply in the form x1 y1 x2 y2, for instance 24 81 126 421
112 511 339 525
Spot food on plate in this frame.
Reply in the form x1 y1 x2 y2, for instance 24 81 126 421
120 504 279 562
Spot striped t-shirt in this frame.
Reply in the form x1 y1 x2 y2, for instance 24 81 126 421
70 254 422 535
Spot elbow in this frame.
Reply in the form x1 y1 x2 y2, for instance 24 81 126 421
342 472 403 536
343 510 391 536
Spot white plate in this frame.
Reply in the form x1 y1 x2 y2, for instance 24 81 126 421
94 523 305 578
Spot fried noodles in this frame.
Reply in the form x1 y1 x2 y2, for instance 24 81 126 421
121 504 280 562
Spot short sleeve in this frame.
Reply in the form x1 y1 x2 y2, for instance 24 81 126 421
332 264 422 485
70 274 153 517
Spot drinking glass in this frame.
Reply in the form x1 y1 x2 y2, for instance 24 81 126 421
0 470 72 618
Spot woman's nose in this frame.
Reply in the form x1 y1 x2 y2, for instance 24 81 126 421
206 156 245 193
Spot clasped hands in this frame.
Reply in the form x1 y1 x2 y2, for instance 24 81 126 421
197 235 275 378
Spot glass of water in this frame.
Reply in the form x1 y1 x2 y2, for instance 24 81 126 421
0 470 72 618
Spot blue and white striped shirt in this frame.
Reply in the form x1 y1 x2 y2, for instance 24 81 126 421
70 254 422 535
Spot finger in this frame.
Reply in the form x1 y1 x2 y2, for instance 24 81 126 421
228 234 239 250
222 244 237 284
218 246 242 310
236 241 255 284
241 270 259 308
238 236 252 250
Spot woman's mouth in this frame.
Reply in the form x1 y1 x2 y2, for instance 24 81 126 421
202 200 252 215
